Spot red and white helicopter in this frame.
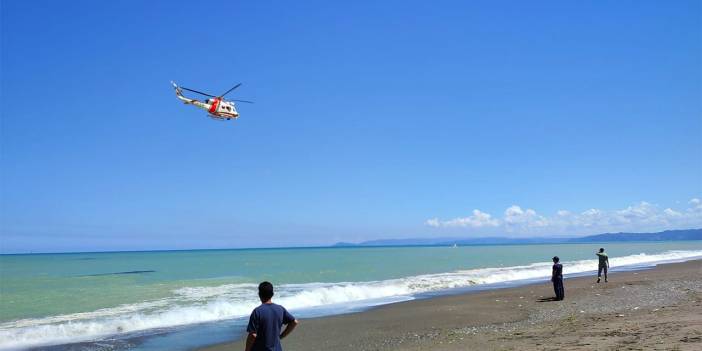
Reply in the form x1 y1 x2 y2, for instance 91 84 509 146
171 81 253 121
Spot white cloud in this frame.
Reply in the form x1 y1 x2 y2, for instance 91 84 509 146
503 205 549 230
425 197 702 235
425 218 440 227
663 208 682 218
428 209 500 228
689 198 702 213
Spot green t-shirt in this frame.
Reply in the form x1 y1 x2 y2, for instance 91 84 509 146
596 252 608 266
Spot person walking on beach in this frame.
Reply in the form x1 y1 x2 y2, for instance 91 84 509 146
245 281 299 351
596 248 609 283
551 256 564 301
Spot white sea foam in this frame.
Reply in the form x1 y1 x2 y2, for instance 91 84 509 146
1 250 700 350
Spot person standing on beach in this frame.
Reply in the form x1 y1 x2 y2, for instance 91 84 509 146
551 256 564 301
245 281 299 351
596 248 609 283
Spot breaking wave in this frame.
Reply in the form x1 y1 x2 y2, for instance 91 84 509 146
1 249 700 350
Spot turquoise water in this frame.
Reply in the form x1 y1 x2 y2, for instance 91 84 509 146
1 241 701 350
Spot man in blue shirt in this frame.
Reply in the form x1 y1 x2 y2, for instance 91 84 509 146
551 256 564 301
245 282 299 351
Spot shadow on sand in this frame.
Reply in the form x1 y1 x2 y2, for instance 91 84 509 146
537 297 561 302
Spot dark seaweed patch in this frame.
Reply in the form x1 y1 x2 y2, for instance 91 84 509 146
80 270 155 277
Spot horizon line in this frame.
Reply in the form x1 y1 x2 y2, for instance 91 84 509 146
2 228 699 256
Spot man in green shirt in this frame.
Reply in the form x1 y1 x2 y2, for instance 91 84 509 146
596 248 609 283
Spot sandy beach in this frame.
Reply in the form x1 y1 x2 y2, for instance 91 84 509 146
201 259 702 351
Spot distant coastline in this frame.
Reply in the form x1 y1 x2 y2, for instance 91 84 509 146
3 229 700 255
333 228 702 247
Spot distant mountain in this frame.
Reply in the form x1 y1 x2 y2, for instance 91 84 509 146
332 237 564 247
332 228 702 247
569 229 702 242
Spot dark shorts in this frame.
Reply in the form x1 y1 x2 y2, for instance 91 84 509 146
598 265 608 276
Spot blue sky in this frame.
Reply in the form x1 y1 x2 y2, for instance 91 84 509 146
1 0 701 253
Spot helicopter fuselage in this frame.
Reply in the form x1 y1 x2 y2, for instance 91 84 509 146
204 98 239 120
174 86 240 120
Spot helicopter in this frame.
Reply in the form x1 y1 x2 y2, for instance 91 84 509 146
171 81 253 121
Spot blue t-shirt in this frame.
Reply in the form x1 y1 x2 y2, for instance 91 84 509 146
247 303 296 351
552 263 563 279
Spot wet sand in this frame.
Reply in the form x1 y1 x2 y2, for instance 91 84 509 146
201 260 702 351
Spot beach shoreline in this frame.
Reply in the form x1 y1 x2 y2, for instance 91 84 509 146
201 259 702 351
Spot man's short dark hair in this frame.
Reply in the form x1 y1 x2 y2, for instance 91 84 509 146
258 281 274 301
599 248 604 252
552 256 560 263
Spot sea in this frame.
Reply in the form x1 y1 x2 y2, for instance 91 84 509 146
1 241 701 350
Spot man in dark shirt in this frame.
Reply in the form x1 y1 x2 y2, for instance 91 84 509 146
245 282 298 351
551 256 564 301
596 248 609 283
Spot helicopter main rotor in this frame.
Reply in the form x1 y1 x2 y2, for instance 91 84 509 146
219 83 241 98
179 86 217 98
178 83 253 103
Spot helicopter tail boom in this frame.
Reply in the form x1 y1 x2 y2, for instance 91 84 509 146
172 81 210 110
